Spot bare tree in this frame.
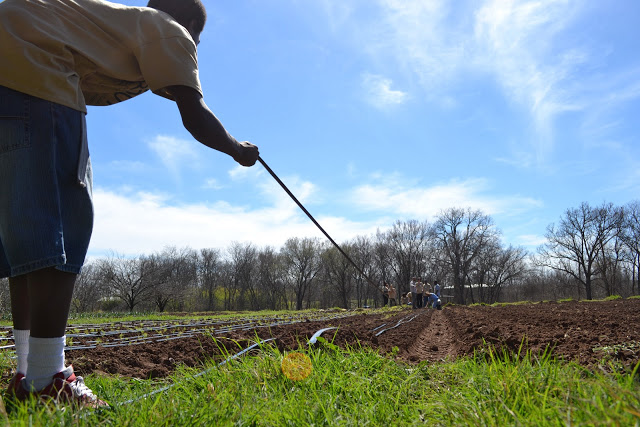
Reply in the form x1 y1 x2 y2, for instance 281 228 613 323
431 208 498 304
321 244 356 309
97 253 157 312
537 202 622 300
257 246 288 310
281 237 323 310
350 236 380 307
198 248 224 311
71 263 106 312
226 242 258 310
470 244 527 304
148 246 198 312
594 205 625 297
377 220 430 297
622 200 640 295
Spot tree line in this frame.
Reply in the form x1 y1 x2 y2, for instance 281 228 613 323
0 200 638 314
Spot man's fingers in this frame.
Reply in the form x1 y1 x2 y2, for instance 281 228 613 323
238 143 259 166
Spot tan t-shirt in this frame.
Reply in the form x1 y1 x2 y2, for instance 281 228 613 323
0 0 202 112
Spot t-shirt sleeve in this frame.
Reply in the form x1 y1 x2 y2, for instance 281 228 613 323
135 35 203 100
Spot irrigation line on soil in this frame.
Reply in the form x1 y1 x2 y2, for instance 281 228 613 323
374 313 421 337
118 338 276 406
308 327 337 345
118 320 338 407
259 156 379 291
56 312 358 352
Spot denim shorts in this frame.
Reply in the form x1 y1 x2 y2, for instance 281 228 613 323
0 85 93 278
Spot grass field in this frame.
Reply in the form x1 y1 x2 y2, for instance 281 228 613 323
1 311 639 426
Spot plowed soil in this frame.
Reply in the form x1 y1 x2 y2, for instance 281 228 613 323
63 299 639 379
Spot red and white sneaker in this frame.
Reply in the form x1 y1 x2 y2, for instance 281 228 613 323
17 365 108 408
4 372 25 399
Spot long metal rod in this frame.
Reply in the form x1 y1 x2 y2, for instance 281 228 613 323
258 156 378 290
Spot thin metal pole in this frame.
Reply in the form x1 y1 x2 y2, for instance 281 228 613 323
258 156 379 290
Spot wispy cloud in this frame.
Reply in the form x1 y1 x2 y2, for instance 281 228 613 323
361 73 408 109
107 160 148 172
515 234 547 247
89 185 379 257
202 178 224 190
473 0 586 161
350 173 542 219
89 164 545 256
147 135 201 180
322 0 638 166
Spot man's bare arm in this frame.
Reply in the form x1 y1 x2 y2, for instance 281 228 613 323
165 85 259 166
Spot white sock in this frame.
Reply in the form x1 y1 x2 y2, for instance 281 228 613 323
25 336 66 392
13 329 30 375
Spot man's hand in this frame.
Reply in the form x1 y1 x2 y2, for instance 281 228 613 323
233 140 259 167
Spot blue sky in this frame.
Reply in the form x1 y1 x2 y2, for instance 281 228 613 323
86 0 640 258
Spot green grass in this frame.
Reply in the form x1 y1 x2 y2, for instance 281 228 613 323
2 339 639 426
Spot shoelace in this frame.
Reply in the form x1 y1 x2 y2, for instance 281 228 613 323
68 376 97 402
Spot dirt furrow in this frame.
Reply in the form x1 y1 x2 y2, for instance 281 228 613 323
399 309 458 364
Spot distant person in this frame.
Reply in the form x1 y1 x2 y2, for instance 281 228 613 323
409 277 417 309
0 0 258 408
424 281 433 294
382 283 389 307
405 292 413 306
387 283 397 307
425 292 442 310
415 279 424 309
434 280 441 298
423 282 432 308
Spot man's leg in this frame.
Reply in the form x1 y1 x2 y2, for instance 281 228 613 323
9 276 30 376
26 267 75 338
20 267 75 391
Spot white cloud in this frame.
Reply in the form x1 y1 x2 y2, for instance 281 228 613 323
88 164 546 257
473 0 586 160
515 234 547 247
350 174 542 219
88 174 379 257
362 73 408 108
147 135 200 179
202 178 224 190
107 160 148 172
89 187 301 257
325 0 636 165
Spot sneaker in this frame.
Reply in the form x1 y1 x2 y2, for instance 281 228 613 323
4 372 25 399
18 365 108 408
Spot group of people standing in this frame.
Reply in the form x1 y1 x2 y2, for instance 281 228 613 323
381 279 442 309
409 278 442 310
